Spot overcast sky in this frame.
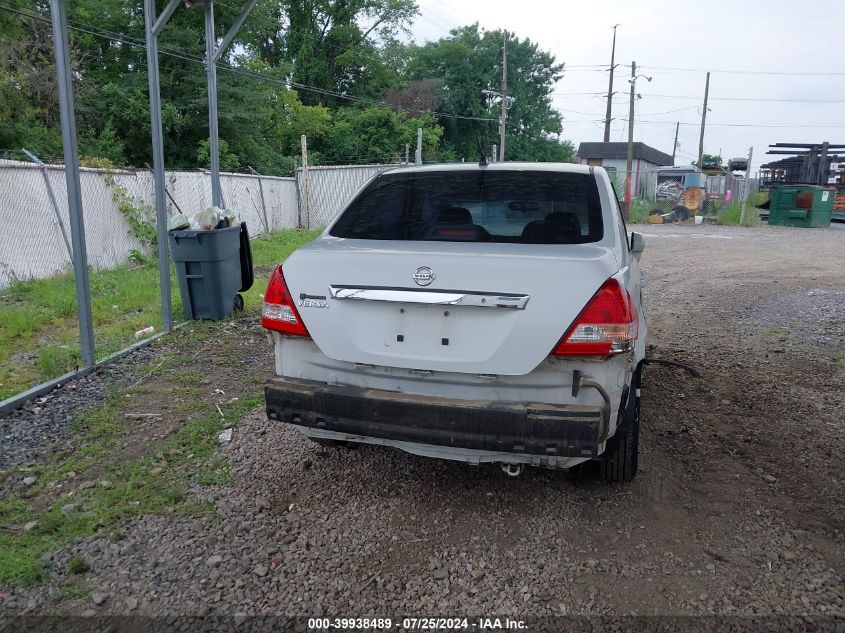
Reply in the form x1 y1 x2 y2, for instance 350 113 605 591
413 0 845 171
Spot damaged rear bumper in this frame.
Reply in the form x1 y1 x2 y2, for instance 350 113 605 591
265 376 606 458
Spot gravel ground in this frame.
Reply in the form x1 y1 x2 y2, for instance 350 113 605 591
0 347 158 470
2 223 844 622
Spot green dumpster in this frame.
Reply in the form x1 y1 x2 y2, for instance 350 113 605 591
768 185 834 228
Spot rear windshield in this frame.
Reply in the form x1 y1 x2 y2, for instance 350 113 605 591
329 170 604 244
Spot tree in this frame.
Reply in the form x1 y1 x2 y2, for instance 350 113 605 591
697 153 723 171
240 0 417 104
0 1 572 172
0 1 63 158
197 138 240 172
319 107 441 164
405 25 571 162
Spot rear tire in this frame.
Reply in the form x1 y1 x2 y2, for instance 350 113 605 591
598 391 640 482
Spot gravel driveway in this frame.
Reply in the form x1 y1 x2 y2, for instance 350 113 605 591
2 224 843 625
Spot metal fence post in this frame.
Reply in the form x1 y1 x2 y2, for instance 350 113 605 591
205 1 223 207
49 0 95 366
22 148 73 264
248 166 270 233
144 0 174 332
739 147 754 226
300 135 310 229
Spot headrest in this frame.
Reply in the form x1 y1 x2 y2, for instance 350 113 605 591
521 221 549 243
438 207 473 225
545 212 581 233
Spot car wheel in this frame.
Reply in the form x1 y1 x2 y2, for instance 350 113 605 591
598 391 640 482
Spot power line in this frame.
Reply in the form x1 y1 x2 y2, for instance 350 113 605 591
638 105 700 117
552 91 845 103
554 63 845 77
630 119 845 129
645 94 845 103
638 65 845 77
560 117 845 129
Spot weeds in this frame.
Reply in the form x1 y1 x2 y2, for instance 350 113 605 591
0 228 317 585
0 382 264 587
0 229 319 400
67 556 90 575
716 202 759 226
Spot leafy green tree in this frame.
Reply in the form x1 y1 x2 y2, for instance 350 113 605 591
0 1 63 158
197 138 241 171
319 107 441 164
79 123 127 165
406 25 571 162
696 153 723 170
0 1 573 172
240 0 416 104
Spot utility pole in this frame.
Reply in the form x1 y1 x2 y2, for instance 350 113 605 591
625 61 636 211
499 30 508 162
697 71 710 168
739 146 754 225
603 24 619 143
624 62 652 212
672 121 679 165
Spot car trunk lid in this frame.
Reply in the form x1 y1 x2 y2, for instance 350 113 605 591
282 239 618 375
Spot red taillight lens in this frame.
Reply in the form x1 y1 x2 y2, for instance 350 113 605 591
261 266 310 337
552 278 638 356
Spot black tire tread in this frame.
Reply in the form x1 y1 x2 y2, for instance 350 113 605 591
599 415 639 482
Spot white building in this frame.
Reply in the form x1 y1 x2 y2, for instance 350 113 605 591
576 142 674 200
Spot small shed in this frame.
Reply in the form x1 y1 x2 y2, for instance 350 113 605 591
576 142 674 199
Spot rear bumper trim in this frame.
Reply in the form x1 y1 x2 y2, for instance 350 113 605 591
265 377 604 458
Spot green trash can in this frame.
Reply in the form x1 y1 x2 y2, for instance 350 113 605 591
768 186 833 228
169 225 244 320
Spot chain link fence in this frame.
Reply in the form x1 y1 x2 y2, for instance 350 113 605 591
297 163 395 229
610 167 759 223
0 150 401 403
0 157 303 287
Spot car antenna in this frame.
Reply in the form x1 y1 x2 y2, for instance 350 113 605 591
476 139 488 167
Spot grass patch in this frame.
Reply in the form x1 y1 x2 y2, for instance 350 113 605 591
761 326 791 339
628 199 683 224
628 200 652 223
716 201 759 226
67 555 90 575
0 228 318 400
0 389 264 588
0 229 314 587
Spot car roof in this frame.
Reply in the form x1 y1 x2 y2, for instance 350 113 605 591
379 162 595 176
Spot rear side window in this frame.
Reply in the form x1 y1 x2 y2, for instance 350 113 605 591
329 170 604 244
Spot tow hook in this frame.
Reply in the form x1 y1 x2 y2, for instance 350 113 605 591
501 463 524 477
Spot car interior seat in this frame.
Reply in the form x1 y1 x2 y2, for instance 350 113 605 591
427 207 487 241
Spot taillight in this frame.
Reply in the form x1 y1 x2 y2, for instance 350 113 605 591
552 278 638 356
261 266 310 337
